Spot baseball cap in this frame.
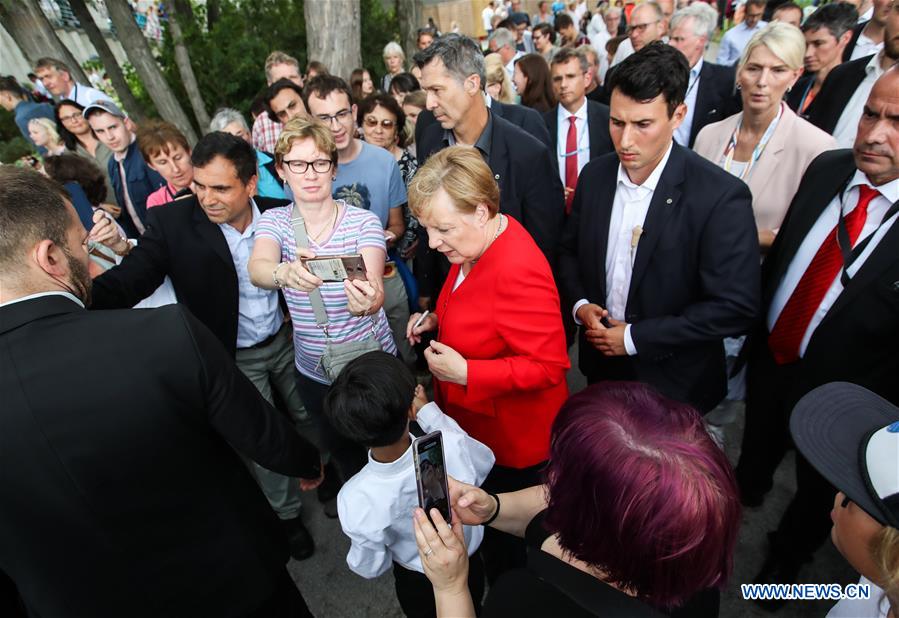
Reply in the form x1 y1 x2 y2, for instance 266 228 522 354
82 99 126 119
790 382 899 529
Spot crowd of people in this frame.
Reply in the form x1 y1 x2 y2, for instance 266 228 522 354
1 0 898 616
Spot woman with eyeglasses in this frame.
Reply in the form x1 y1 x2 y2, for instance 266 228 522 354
54 98 117 215
249 117 396 484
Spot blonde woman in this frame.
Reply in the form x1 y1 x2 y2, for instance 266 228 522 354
28 117 66 155
694 23 837 253
484 53 516 103
382 41 406 92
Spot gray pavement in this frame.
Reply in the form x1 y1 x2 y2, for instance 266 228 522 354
287 352 855 617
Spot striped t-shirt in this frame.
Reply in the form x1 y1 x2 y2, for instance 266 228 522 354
256 201 397 383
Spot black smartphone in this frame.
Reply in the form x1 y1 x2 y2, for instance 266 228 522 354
413 430 451 525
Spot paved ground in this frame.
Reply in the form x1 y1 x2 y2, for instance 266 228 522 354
286 347 855 617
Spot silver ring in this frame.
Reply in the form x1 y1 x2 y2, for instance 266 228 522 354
424 548 433 557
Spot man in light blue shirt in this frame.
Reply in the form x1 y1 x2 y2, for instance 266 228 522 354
716 0 768 65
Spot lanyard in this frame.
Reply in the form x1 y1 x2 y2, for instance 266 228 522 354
722 103 784 180
834 175 899 286
558 115 589 158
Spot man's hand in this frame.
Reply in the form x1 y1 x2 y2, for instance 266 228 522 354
411 384 428 419
575 303 608 331
88 210 129 255
424 340 468 385
585 317 628 356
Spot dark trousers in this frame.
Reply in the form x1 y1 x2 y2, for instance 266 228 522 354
480 462 545 584
294 369 367 482
736 350 836 564
245 569 313 617
393 550 485 618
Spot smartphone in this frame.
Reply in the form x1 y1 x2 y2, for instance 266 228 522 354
301 254 367 282
413 431 451 525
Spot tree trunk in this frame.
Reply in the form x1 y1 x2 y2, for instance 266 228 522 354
67 0 145 120
166 2 210 132
206 0 220 31
104 0 197 144
304 0 362 81
0 0 89 83
397 0 423 62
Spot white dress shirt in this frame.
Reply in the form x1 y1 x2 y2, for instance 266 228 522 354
505 50 525 82
556 98 590 187
833 52 887 149
64 82 112 107
573 142 675 355
674 58 703 147
611 37 634 67
849 30 884 61
716 21 768 66
218 199 284 348
336 402 495 578
767 171 899 357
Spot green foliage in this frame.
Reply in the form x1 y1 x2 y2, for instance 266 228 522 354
0 108 35 163
360 0 399 85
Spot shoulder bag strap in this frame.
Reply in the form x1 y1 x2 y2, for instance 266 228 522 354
290 203 330 333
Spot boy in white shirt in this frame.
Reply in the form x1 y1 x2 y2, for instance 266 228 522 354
325 351 495 617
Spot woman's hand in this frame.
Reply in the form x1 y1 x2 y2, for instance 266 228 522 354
88 210 129 255
282 248 323 292
344 278 377 316
406 311 438 345
424 340 468 385
413 507 471 594
448 477 497 526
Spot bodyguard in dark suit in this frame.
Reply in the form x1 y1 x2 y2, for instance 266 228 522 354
0 167 321 617
413 33 565 299
414 97 552 147
806 54 874 134
736 68 899 600
559 43 760 414
543 47 614 213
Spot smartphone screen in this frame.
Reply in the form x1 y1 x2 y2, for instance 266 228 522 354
413 431 451 524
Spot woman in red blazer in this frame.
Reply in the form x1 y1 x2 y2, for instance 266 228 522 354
406 145 569 579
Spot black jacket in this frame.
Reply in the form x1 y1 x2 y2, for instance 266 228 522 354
806 54 874 135
688 61 742 147
558 144 760 412
0 297 320 617
91 195 290 355
415 98 552 148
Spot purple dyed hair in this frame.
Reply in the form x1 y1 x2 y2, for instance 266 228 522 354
543 381 741 610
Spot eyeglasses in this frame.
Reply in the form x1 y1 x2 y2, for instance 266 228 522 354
59 112 82 123
363 117 397 129
627 20 660 34
280 158 333 174
315 109 353 125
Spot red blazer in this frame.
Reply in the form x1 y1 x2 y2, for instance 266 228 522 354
434 216 570 468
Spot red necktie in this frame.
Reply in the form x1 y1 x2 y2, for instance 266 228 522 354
564 116 578 215
768 185 879 364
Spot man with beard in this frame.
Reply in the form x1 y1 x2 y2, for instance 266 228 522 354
0 167 322 617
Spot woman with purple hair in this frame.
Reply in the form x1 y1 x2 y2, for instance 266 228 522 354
411 381 742 617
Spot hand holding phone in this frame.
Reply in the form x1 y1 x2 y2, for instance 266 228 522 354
413 431 452 525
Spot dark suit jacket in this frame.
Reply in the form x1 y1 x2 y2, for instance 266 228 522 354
414 98 552 148
416 111 565 297
806 54 874 135
0 296 320 617
542 100 614 175
688 61 742 147
746 149 899 409
558 144 761 412
92 195 290 355
785 72 816 115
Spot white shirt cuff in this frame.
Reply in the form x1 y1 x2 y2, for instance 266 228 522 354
415 402 440 428
572 299 590 325
624 324 637 356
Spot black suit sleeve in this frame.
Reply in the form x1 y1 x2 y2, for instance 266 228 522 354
521 107 552 147
558 176 588 311
177 306 321 478
520 144 565 265
90 208 171 309
630 181 761 356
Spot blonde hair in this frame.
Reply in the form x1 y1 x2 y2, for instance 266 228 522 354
873 526 899 614
408 145 500 219
484 53 515 104
738 22 806 72
28 117 63 149
273 117 337 167
264 51 300 84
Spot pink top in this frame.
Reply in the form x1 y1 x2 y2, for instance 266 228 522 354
145 184 180 209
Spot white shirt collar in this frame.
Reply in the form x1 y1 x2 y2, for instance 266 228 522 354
692 57 704 78
849 169 899 205
484 93 493 108
617 141 674 192
558 97 588 122
0 290 85 308
867 50 887 76
365 438 415 477
219 198 261 238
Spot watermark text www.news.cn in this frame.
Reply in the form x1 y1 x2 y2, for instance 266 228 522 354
741 583 871 601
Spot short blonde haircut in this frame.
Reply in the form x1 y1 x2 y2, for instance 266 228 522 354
738 22 806 72
273 117 337 167
408 145 500 219
28 117 62 148
484 53 515 103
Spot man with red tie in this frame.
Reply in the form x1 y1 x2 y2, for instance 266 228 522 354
737 66 899 604
543 47 613 213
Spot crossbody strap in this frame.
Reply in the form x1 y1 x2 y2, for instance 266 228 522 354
290 204 330 331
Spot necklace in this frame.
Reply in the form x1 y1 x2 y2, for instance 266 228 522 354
309 202 339 242
472 214 505 265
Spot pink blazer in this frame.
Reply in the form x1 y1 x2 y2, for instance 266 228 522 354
693 105 837 233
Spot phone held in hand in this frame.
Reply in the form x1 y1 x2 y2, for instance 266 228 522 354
301 254 367 282
413 430 452 525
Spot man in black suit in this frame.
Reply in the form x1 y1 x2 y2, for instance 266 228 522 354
543 47 614 213
736 67 899 602
0 167 321 617
413 33 565 298
415 96 552 147
668 3 742 147
843 0 891 61
559 43 760 414
807 1 899 146
89 132 322 554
